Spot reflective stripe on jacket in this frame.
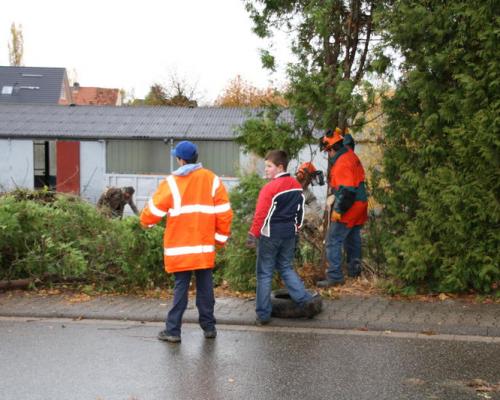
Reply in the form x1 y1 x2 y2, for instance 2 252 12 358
249 173 304 239
140 168 233 273
329 147 368 227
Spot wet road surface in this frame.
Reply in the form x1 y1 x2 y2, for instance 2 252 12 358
1 317 499 400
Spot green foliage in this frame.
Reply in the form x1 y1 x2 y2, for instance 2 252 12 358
244 0 380 131
236 106 310 159
221 173 265 291
144 83 169 106
0 190 169 291
374 0 500 293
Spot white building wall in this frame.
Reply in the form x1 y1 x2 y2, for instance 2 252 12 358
80 141 106 204
0 139 34 191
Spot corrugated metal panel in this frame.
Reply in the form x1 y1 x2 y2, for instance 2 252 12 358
0 104 294 140
106 140 171 174
106 139 240 177
173 140 240 177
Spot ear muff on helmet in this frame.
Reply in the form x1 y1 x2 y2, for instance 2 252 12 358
321 131 344 151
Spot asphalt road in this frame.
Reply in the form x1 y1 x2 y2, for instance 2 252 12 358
1 317 499 400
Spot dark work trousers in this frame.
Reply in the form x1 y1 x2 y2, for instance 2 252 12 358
166 269 216 336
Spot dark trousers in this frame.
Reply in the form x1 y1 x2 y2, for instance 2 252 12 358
166 269 216 336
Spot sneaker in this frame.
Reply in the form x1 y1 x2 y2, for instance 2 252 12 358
157 330 181 343
204 329 217 339
304 292 323 318
255 318 271 326
316 279 345 288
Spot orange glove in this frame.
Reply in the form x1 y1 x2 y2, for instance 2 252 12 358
332 211 342 222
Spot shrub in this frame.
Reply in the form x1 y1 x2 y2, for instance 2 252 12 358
221 173 265 291
0 190 169 290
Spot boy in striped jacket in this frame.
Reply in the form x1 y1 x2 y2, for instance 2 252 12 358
247 150 315 325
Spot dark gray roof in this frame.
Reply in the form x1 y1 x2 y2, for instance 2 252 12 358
0 66 68 104
0 104 270 140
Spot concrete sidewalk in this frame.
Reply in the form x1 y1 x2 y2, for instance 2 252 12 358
0 291 499 337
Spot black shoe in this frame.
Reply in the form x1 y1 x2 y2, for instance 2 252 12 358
255 318 271 326
348 261 362 278
157 330 181 343
204 329 217 339
316 279 345 288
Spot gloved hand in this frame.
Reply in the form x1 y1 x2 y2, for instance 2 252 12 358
332 211 342 222
245 233 257 249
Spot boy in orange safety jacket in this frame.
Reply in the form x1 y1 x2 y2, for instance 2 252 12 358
140 141 233 343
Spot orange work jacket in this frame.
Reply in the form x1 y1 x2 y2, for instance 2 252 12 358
140 167 233 273
329 147 368 227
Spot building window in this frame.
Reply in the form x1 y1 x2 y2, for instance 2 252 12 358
33 140 57 189
2 86 13 95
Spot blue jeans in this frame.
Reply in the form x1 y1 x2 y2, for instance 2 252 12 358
256 236 312 321
325 222 362 282
166 269 215 336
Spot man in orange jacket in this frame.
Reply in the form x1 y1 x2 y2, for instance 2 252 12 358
317 129 368 288
140 141 233 343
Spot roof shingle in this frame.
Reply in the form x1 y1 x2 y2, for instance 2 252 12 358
0 104 266 140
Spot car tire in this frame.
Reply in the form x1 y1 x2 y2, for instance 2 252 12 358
271 289 323 318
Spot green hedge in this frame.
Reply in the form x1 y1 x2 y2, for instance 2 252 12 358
373 0 500 294
0 189 169 290
220 173 265 291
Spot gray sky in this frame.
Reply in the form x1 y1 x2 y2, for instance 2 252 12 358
1 0 291 104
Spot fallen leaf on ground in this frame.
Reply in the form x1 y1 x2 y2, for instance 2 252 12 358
438 293 449 301
67 293 92 303
467 379 500 393
404 378 425 385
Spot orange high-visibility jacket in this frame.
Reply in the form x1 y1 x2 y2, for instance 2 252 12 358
140 167 233 273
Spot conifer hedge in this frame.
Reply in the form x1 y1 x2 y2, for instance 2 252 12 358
373 1 499 293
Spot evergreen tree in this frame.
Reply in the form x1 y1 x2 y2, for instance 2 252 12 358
374 0 500 293
238 0 381 159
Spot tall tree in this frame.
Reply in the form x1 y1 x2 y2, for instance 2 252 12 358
144 83 169 106
8 22 24 66
215 75 288 107
244 0 380 133
165 73 198 107
142 74 198 107
373 0 500 293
